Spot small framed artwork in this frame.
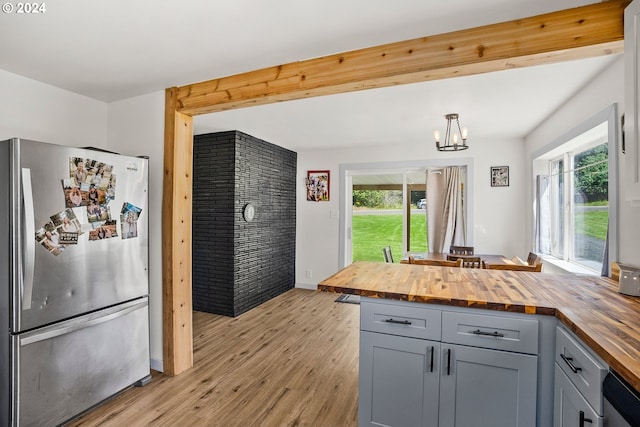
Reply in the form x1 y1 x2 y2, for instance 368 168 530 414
490 166 509 187
306 170 330 201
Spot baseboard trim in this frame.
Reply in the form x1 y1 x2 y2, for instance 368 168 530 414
150 358 163 372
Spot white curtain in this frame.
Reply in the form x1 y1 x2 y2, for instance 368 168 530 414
601 223 610 277
426 166 466 253
535 175 551 254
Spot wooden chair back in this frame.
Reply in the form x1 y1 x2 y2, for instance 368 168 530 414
483 260 543 272
408 256 463 267
526 252 539 266
382 246 394 263
447 254 483 268
450 245 475 255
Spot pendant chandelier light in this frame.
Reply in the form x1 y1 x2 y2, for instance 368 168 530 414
434 113 468 151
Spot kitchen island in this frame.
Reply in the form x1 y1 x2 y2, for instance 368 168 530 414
318 261 640 426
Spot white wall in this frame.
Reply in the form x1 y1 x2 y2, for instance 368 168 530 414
525 56 640 265
295 137 526 287
0 69 107 146
107 91 165 371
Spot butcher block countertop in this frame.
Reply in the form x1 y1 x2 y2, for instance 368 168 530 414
318 261 640 392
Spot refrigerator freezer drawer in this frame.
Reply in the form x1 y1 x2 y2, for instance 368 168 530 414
12 297 150 427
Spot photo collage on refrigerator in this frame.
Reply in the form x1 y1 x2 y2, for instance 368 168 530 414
34 156 143 255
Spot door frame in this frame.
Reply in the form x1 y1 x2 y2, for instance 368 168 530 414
339 159 474 269
163 3 625 375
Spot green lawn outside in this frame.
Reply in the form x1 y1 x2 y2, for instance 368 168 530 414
574 209 608 240
352 209 607 263
352 213 427 262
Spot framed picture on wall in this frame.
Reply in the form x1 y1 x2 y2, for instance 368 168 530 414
490 166 509 187
306 170 330 201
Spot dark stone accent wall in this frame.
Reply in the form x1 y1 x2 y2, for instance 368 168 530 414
192 130 296 317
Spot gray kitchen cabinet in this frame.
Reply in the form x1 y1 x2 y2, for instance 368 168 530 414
359 298 545 427
554 365 603 427
438 343 538 427
553 326 607 427
359 331 441 427
359 299 442 426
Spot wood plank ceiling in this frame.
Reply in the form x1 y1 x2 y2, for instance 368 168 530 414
162 0 628 375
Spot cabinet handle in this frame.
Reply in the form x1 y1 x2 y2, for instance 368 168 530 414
579 410 593 426
560 353 582 373
429 346 434 373
446 348 451 375
472 329 504 338
384 318 412 325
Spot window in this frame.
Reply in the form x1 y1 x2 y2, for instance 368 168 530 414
548 142 608 271
533 104 618 275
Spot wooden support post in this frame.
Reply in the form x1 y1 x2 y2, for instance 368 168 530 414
162 87 194 376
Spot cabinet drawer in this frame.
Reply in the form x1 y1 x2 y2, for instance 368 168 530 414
360 299 441 340
441 310 539 354
555 326 607 415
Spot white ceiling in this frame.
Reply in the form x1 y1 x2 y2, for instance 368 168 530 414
0 0 620 150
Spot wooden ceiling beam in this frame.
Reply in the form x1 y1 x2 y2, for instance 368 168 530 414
175 0 627 116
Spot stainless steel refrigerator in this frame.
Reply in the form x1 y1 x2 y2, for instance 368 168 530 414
0 138 151 426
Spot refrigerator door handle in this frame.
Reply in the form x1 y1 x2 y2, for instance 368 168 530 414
19 298 148 346
21 168 35 310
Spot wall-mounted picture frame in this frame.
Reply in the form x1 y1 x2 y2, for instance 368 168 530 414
306 170 330 201
490 166 509 187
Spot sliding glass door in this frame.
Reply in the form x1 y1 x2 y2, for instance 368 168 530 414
349 171 427 263
339 159 473 269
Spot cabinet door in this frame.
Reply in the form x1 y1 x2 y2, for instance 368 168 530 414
439 344 537 427
554 365 603 427
625 0 640 200
359 331 440 427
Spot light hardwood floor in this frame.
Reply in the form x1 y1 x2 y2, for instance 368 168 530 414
66 289 359 427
